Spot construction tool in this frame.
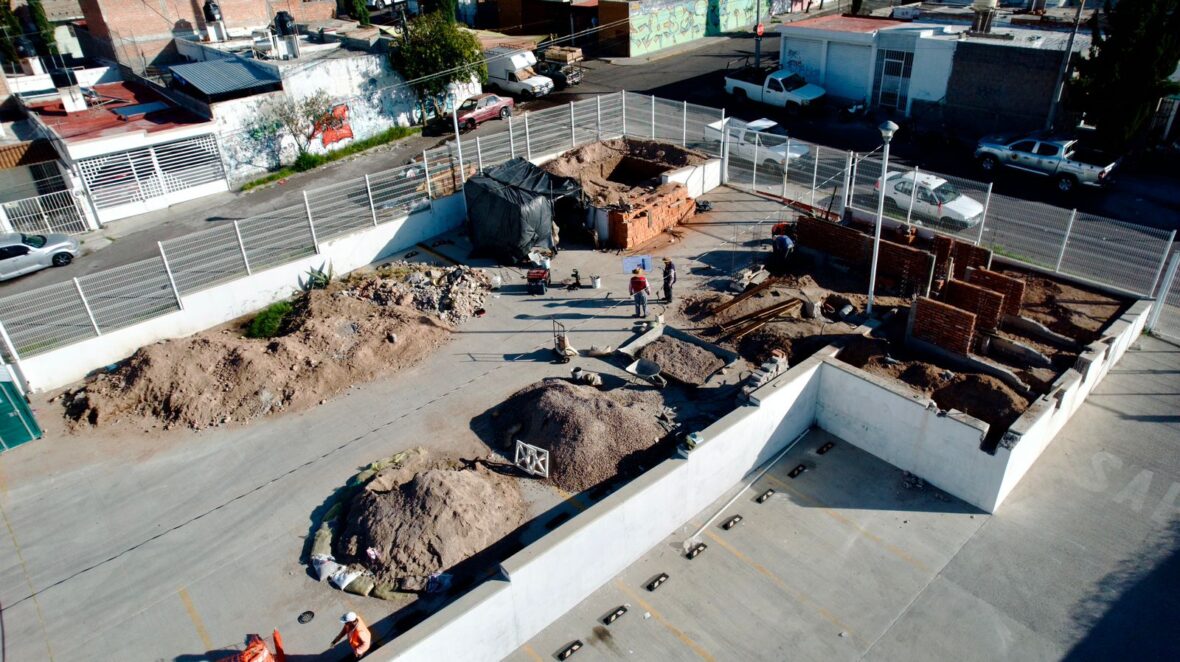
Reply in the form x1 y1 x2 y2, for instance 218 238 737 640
526 267 551 295
625 358 667 388
553 320 576 362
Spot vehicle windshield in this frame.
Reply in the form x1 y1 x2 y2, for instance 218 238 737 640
458 99 478 112
21 233 47 248
781 74 806 91
931 183 960 204
753 123 789 147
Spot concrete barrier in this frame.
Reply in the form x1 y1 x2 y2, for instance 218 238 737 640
16 194 466 392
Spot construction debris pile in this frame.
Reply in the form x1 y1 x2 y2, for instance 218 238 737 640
327 450 525 594
637 336 725 386
61 265 490 431
495 380 670 492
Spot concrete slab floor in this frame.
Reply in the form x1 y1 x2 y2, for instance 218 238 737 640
508 336 1180 661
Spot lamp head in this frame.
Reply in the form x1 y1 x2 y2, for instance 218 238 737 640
879 120 899 144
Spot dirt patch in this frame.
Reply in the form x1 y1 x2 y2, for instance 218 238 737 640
637 336 725 385
494 380 669 493
62 264 490 431
541 138 708 207
1001 268 1128 343
338 451 524 592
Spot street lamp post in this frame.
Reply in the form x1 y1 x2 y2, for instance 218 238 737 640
451 89 465 185
867 120 899 316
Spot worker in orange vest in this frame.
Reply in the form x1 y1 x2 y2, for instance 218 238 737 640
331 612 371 658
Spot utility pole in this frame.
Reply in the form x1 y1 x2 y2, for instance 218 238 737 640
754 0 762 69
1045 0 1086 132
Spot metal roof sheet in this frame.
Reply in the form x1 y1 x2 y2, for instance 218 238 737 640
168 59 281 96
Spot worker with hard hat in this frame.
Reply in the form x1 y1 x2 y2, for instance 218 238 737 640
629 267 652 318
332 612 371 658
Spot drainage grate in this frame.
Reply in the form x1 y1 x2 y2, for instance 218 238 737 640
788 464 807 478
817 442 836 455
602 606 628 625
756 488 775 503
646 573 669 591
721 515 743 530
297 610 314 624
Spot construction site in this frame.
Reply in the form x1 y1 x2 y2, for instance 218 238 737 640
0 122 1172 661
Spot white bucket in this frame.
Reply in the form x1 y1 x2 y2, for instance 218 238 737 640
542 257 551 270
591 276 602 289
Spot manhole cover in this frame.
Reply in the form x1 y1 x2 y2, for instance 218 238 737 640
298 611 315 624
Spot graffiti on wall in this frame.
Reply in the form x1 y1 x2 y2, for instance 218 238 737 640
315 105 354 147
628 0 708 58
713 0 757 34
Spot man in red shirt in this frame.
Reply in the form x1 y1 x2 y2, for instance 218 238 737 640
629 268 652 318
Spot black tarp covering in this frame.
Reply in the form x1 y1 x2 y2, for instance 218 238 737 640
464 157 581 263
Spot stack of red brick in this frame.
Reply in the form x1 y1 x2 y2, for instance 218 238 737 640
933 235 991 280
607 185 694 249
911 267 1027 355
796 216 934 295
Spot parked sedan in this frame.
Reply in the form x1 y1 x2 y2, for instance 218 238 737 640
455 93 514 132
0 232 80 281
876 172 984 230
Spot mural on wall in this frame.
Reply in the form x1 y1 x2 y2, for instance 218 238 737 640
713 0 757 34
628 0 708 58
315 105 354 147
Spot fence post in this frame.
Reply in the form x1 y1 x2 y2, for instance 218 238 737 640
681 100 688 147
475 136 484 172
233 220 251 274
975 182 993 246
1055 209 1077 273
752 138 759 192
507 117 516 159
810 146 819 208
784 138 792 198
596 95 602 140
0 320 30 395
303 191 320 254
569 101 576 149
720 113 729 184
73 277 100 336
364 174 378 227
1149 230 1177 297
157 241 184 310
0 204 12 233
621 91 627 135
650 94 656 139
839 151 853 220
422 150 433 199
1146 251 1180 331
905 166 918 224
524 114 532 160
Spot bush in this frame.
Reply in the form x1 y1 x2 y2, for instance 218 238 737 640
246 301 294 338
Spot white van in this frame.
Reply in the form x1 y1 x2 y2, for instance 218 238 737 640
484 47 554 99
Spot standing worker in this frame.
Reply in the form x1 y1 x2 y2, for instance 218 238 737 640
629 267 652 318
331 612 371 659
661 257 677 303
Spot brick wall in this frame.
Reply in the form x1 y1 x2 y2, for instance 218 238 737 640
943 279 1004 331
912 296 976 356
933 235 992 280
797 216 870 265
877 240 934 297
608 185 695 249
966 267 1025 317
79 0 336 68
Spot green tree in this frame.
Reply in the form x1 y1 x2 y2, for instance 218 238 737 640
0 1 22 65
1070 0 1180 149
392 12 486 123
438 0 458 23
28 0 56 56
348 0 371 27
257 90 338 158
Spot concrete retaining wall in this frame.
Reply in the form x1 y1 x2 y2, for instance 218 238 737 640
15 194 466 392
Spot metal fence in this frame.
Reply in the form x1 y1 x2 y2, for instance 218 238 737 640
1 190 92 235
1146 251 1180 343
0 90 1172 365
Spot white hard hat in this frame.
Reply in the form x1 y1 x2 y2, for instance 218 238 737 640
341 611 358 623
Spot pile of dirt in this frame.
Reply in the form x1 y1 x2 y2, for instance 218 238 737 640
62 265 490 431
1002 268 1126 343
637 336 725 385
541 139 708 207
346 262 491 325
494 380 668 492
338 452 524 592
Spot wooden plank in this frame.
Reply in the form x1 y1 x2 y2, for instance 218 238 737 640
708 277 778 318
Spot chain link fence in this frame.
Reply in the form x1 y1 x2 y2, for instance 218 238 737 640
0 91 1173 365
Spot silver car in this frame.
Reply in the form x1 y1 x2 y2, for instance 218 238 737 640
0 232 80 281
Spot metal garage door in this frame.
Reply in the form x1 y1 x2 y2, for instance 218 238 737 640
826 43 872 103
78 134 226 211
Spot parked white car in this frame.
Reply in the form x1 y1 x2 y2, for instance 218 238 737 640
0 232 80 281
705 118 810 172
876 171 984 230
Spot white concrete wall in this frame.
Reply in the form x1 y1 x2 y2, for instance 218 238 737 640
660 159 722 198
5 66 121 96
907 36 956 113
16 194 466 392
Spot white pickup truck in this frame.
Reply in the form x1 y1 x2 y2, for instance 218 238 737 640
724 67 826 109
705 118 810 172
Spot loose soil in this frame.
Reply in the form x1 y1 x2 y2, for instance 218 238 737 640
61 264 490 431
338 451 525 592
1001 267 1128 343
493 380 669 493
637 336 725 386
542 138 708 207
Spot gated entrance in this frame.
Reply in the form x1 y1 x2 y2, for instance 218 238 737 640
0 373 41 453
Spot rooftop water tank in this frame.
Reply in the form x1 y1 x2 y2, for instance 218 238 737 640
203 1 223 23
274 11 296 37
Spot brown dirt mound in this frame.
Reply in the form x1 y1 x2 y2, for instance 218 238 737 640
637 336 725 385
541 138 707 207
495 380 668 493
63 266 489 431
339 455 524 591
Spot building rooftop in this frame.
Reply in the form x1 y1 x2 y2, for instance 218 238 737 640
779 14 909 33
25 81 209 142
169 59 282 100
921 23 1092 51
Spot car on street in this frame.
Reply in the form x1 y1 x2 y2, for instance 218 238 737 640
876 171 984 230
724 67 826 110
455 93 514 131
704 118 810 172
0 232 80 281
974 133 1118 193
